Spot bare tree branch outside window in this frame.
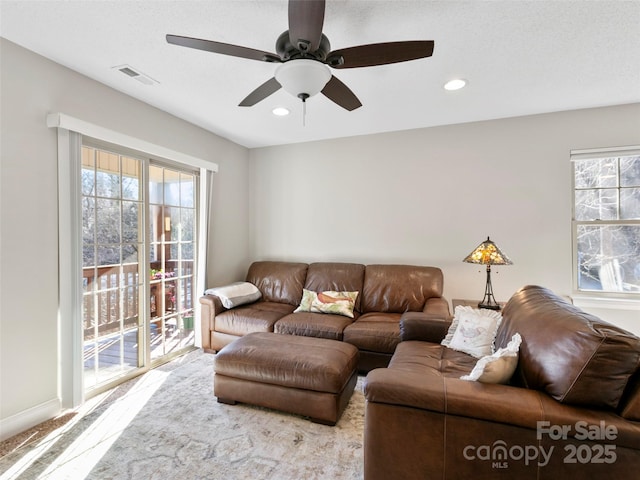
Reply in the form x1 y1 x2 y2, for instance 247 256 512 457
574 155 640 293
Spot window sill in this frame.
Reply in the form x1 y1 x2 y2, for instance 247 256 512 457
571 294 640 311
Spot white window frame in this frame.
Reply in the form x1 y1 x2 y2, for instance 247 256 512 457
48 113 217 408
571 145 640 304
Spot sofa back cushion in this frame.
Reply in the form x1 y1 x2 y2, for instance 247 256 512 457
304 263 365 312
246 261 308 306
361 265 444 314
496 285 640 410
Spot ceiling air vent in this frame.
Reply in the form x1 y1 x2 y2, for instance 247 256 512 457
112 64 158 85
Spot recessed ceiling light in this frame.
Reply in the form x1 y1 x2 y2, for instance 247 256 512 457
444 79 467 91
272 107 290 116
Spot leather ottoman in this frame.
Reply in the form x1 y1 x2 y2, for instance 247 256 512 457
214 332 359 425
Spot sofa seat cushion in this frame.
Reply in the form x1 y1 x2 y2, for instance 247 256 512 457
275 312 355 341
343 313 402 353
215 301 295 336
389 341 477 377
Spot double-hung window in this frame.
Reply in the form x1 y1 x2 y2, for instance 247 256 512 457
572 147 640 295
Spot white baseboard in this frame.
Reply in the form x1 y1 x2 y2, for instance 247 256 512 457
0 398 61 441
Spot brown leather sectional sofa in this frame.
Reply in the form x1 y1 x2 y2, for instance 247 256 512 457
200 261 449 371
364 285 640 479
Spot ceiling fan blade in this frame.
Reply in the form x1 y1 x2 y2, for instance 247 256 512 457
328 41 434 69
167 34 281 63
238 77 282 107
321 75 362 111
288 0 325 53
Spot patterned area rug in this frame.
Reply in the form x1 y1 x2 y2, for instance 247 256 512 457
0 350 365 479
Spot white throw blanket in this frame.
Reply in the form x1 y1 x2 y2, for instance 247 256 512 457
204 281 261 309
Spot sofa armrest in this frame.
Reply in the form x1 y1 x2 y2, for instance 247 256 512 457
400 312 452 343
199 294 227 351
423 296 451 318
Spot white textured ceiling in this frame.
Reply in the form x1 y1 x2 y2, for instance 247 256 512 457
1 0 639 148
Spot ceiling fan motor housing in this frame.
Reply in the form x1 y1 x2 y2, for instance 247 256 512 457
276 30 331 61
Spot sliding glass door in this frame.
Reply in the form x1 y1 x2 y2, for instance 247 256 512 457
149 164 197 360
81 144 197 392
81 146 144 389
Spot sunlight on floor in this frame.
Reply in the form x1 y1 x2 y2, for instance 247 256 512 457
0 369 170 479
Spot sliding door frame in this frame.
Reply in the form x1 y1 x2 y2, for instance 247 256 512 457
51 113 216 408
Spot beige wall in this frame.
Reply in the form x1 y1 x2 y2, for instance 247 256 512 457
249 103 640 331
0 39 250 436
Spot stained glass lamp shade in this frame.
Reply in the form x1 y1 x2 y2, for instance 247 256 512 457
463 236 513 310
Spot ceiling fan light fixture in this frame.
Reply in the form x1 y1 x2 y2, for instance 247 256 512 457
275 59 331 100
444 78 467 91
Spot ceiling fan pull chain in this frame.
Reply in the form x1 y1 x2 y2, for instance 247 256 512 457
298 93 309 127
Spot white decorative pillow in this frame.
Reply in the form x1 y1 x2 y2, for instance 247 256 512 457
294 289 358 318
442 306 502 358
441 306 466 347
204 281 261 309
461 333 522 384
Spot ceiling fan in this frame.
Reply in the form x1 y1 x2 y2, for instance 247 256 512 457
166 0 434 111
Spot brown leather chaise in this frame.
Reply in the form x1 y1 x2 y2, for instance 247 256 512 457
363 285 640 479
